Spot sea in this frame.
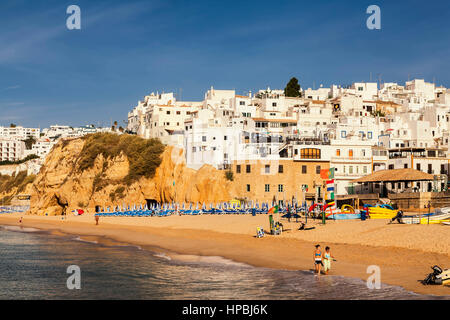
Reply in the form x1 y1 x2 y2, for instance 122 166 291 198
0 224 448 300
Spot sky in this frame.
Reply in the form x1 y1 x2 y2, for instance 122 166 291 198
0 0 449 128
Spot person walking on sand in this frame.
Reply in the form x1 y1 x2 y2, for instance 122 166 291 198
313 244 323 276
95 215 99 226
323 246 335 275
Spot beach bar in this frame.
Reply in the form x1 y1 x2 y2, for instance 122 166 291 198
352 168 436 197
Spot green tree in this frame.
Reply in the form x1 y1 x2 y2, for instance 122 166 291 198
284 77 301 97
22 136 36 150
10 123 16 128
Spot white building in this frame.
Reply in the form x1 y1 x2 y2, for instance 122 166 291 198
0 126 40 140
0 138 26 162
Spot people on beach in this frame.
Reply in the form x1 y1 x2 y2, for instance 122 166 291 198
314 244 323 276
95 215 99 225
323 246 335 275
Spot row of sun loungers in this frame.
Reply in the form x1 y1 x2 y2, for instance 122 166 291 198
0 206 30 214
94 205 307 217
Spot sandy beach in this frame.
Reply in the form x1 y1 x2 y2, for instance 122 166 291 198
1 212 449 297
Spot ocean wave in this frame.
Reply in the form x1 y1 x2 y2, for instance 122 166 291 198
153 252 172 261
72 236 98 244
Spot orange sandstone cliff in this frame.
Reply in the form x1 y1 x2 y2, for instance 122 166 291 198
29 137 237 215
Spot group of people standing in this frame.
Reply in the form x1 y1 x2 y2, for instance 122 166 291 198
314 244 335 277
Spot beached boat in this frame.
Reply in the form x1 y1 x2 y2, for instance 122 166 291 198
326 205 361 220
401 207 450 224
327 213 361 220
368 204 398 219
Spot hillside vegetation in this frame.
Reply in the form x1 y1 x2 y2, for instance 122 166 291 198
77 133 165 185
0 171 36 204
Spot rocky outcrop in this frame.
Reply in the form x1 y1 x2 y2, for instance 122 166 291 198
29 138 237 215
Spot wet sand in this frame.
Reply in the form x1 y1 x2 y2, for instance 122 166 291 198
0 212 449 297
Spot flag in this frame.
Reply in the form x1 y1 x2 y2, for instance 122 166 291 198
325 199 335 206
327 186 334 192
320 168 335 179
326 179 334 185
268 205 279 214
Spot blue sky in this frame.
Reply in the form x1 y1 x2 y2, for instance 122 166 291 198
0 0 449 128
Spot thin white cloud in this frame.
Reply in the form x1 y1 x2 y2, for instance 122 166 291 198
3 85 21 90
0 1 161 64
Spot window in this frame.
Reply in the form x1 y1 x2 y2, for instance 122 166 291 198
389 164 394 170
336 149 340 156
341 131 347 138
272 102 277 107
246 165 251 173
202 136 206 142
404 164 408 169
316 165 321 174
236 165 241 173
265 165 270 174
224 136 227 140
349 166 353 174
265 184 270 192
363 166 367 174
166 111 170 115
278 165 283 173
278 184 284 192
176 111 181 115
416 163 421 171
302 165 307 174
240 101 245 106
246 184 251 192
428 164 433 174
300 148 321 159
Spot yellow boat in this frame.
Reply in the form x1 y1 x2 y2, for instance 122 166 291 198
368 205 398 219
419 218 450 225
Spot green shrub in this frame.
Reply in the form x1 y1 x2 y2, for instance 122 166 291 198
109 186 126 202
0 154 39 166
225 170 234 181
0 171 36 194
78 133 165 185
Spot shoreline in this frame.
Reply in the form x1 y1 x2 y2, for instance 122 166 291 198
1 213 449 297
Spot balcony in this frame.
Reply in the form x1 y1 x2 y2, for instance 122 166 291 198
331 156 372 163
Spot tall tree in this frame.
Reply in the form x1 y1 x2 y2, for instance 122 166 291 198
284 77 301 97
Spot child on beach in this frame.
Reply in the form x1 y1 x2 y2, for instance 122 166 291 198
323 246 335 275
313 245 323 276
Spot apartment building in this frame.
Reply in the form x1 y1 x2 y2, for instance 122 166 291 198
0 126 40 140
0 139 25 162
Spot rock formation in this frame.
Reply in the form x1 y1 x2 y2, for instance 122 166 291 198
29 137 237 215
